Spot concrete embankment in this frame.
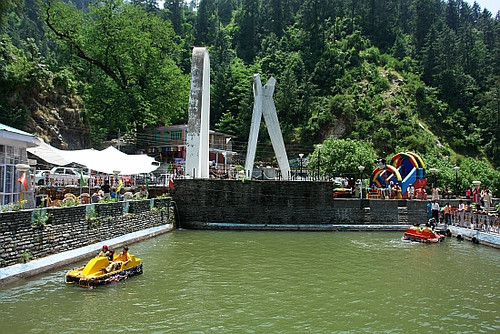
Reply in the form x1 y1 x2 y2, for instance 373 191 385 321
450 226 500 249
0 197 173 287
0 224 174 287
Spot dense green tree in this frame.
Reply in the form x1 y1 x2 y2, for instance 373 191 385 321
0 0 13 25
131 0 159 13
0 34 31 128
164 0 184 34
2 0 500 190
235 0 258 63
478 82 500 166
210 23 236 128
307 138 377 178
260 0 284 37
44 0 188 142
194 0 216 45
412 0 443 53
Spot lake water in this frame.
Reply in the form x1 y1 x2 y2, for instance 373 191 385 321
0 230 499 333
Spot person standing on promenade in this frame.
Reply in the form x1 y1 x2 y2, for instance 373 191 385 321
458 200 465 226
431 200 440 223
472 186 480 205
483 188 492 213
443 202 452 227
394 183 402 199
408 184 415 199
102 180 111 200
427 200 432 221
432 186 440 201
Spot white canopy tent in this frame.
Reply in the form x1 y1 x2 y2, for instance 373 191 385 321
27 138 159 175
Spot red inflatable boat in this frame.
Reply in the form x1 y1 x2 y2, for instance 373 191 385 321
402 227 445 243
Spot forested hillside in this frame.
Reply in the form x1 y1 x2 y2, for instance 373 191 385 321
1 0 499 193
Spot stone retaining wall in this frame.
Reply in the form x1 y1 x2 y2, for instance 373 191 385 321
0 198 171 267
173 179 430 229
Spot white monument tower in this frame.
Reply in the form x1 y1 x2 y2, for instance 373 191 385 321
245 74 291 179
185 47 210 178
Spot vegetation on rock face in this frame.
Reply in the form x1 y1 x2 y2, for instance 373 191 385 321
1 0 499 193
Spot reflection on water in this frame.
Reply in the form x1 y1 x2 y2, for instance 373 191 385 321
0 231 499 333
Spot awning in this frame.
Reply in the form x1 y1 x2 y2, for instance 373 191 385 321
27 138 159 175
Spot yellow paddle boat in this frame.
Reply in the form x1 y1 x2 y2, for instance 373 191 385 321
65 254 142 288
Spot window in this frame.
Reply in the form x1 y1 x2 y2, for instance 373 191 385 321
53 168 65 174
0 145 4 164
171 130 181 140
7 146 13 164
0 165 4 192
5 165 13 194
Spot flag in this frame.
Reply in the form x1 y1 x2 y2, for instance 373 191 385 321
117 179 123 193
79 172 86 187
17 172 28 191
169 177 174 189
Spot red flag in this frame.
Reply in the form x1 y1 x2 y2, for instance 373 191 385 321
17 172 28 191
169 177 174 189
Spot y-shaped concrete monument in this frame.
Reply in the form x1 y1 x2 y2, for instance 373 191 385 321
245 74 291 179
186 47 210 178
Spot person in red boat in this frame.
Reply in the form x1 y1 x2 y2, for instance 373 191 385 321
422 222 433 233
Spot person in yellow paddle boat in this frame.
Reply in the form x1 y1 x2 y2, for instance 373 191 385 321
98 245 115 262
101 246 131 273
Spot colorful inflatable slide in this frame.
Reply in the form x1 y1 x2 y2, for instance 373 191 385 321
370 152 426 197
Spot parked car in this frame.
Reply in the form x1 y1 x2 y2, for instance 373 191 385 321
46 167 89 186
34 170 50 185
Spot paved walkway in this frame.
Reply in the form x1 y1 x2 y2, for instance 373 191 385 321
0 224 174 287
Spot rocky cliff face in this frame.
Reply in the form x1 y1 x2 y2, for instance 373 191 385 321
21 86 89 150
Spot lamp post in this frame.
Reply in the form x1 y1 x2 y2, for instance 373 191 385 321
317 144 323 181
358 165 365 199
453 166 460 198
299 153 304 180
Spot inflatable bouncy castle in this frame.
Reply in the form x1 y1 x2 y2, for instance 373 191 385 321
370 152 427 198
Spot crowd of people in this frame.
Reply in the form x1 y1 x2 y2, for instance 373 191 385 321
426 197 499 233
368 182 425 199
90 183 149 203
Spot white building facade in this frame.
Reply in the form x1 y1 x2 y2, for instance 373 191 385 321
0 124 38 207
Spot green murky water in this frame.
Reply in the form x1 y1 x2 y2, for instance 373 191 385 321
0 230 498 333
